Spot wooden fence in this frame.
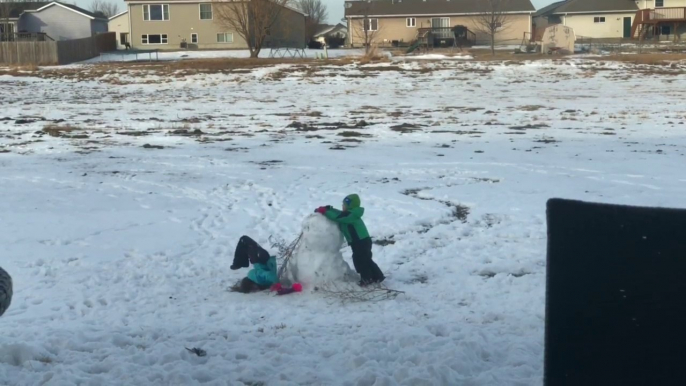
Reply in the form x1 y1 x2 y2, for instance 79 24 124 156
0 32 115 66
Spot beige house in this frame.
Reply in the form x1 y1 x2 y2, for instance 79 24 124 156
535 0 686 40
123 0 306 50
344 0 536 47
109 11 130 49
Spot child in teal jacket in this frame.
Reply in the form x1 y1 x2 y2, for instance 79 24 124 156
231 236 278 293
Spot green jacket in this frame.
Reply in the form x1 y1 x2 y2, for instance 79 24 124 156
247 256 278 286
324 207 370 244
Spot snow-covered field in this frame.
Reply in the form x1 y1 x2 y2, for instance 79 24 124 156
1 58 686 385
87 48 366 63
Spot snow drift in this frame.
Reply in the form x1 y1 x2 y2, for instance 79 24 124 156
282 214 358 287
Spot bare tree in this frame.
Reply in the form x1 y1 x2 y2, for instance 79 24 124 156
214 0 292 58
351 3 381 55
296 0 327 43
471 0 513 56
90 0 120 18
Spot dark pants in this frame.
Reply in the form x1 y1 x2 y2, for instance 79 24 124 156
232 235 269 269
351 238 384 283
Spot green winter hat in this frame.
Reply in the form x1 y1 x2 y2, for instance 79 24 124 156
344 194 361 209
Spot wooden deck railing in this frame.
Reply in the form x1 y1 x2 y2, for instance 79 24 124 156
0 33 54 42
648 7 686 21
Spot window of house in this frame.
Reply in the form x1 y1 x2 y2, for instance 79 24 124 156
406 17 416 27
191 33 198 44
142 34 168 44
365 18 378 31
656 0 664 7
594 17 606 23
217 32 234 43
200 4 212 20
143 4 170 21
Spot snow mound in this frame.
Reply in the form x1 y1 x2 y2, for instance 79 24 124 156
283 214 358 287
0 344 51 366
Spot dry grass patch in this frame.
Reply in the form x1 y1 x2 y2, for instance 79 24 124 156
591 53 686 65
42 124 83 137
337 131 371 138
467 49 552 62
518 105 545 112
0 64 40 77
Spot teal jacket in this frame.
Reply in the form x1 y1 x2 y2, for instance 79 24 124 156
247 256 278 286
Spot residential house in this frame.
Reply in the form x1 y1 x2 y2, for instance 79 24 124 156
532 0 565 39
343 0 536 48
1 2 48 39
124 0 307 50
533 0 639 39
632 0 686 40
20 2 108 41
313 23 348 46
535 0 686 40
109 10 130 49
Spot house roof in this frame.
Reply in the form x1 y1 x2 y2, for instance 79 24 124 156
344 0 536 18
5 2 49 18
58 2 107 18
314 23 347 37
533 0 565 17
109 10 129 20
24 2 108 19
538 0 638 16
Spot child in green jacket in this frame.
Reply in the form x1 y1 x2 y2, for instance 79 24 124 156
230 236 278 293
315 194 385 286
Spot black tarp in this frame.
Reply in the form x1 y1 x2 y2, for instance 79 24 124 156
545 199 686 386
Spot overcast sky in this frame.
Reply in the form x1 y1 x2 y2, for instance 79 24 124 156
78 0 556 25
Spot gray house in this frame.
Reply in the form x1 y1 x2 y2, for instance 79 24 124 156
4 2 108 41
1 2 47 38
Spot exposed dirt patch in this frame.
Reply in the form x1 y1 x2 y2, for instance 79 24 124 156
288 120 371 132
402 187 470 231
253 160 283 167
373 238 396 246
534 137 560 144
391 123 425 133
225 147 249 152
142 144 165 149
518 105 545 112
432 130 485 135
337 131 372 138
509 124 550 130
43 124 83 137
169 128 204 136
117 131 153 137
406 273 429 284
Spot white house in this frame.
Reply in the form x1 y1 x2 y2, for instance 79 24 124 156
313 23 348 46
108 11 130 49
